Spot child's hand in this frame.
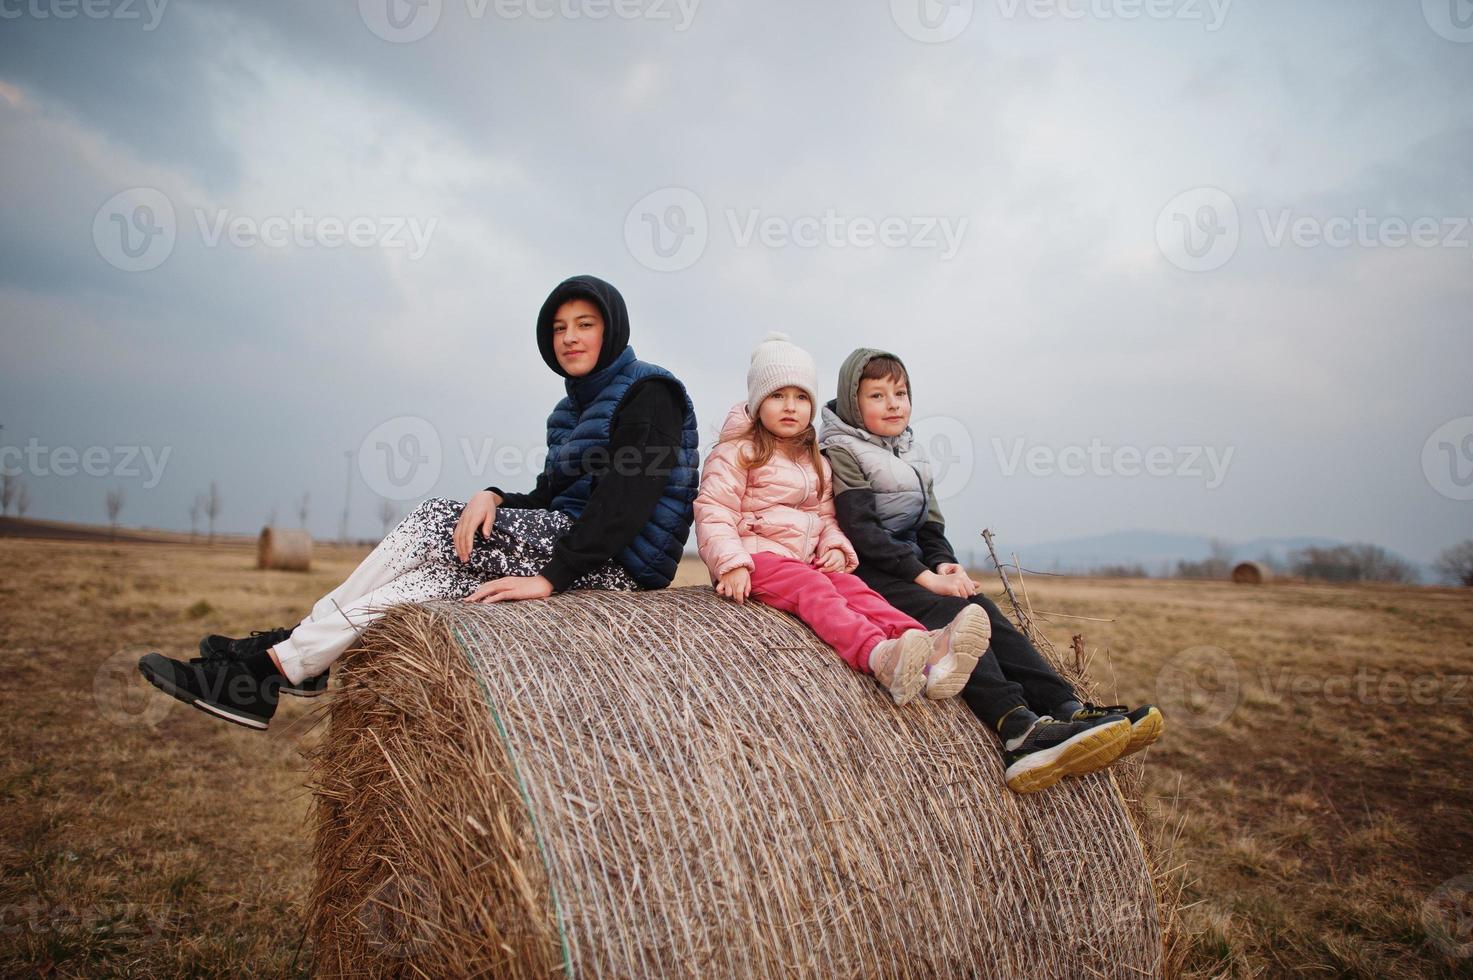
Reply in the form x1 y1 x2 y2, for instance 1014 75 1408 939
917 568 976 598
936 563 981 595
716 567 752 605
813 548 846 573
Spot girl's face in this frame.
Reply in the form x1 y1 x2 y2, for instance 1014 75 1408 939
551 299 604 377
857 374 911 438
757 386 813 440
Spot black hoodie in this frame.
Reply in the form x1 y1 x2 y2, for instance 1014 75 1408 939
485 276 684 590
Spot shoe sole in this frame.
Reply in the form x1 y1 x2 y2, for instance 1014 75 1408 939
279 674 329 698
924 606 991 700
137 657 270 731
885 632 931 707
1005 719 1131 794
1120 707 1164 757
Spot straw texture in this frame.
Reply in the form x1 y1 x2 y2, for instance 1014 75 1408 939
308 587 1162 978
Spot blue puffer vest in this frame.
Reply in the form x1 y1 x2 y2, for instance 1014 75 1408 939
543 346 700 589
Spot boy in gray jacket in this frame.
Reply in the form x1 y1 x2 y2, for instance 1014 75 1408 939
819 348 1163 793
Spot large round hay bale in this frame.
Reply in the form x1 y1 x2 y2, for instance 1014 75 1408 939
1231 560 1268 584
257 526 311 571
308 589 1163 978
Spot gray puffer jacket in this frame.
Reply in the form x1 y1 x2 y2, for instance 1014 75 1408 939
817 347 958 583
818 402 934 543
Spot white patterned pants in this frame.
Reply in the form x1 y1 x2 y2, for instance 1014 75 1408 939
271 496 637 684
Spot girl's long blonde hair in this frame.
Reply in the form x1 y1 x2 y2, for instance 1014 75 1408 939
723 409 827 500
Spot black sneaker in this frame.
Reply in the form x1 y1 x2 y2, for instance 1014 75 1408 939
197 627 328 698
1002 715 1131 794
198 627 293 660
137 653 280 730
1068 703 1165 757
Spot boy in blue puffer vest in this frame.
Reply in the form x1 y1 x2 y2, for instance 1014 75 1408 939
818 348 1164 793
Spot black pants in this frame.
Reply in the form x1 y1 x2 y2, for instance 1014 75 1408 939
855 565 1077 731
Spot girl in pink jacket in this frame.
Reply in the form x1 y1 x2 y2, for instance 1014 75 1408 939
695 334 989 706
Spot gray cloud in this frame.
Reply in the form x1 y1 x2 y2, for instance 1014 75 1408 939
2 0 1469 565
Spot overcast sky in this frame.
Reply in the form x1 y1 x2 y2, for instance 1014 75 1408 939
1 0 1469 565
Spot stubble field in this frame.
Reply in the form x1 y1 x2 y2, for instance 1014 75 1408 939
1 532 1469 977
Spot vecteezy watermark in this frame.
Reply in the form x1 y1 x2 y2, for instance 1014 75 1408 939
1256 666 1470 709
725 209 969 260
1155 645 1240 730
94 649 174 727
992 437 1235 489
890 0 1229 42
994 0 1231 30
357 874 440 958
1423 874 1473 958
0 898 170 944
194 208 437 259
359 416 443 502
358 0 698 42
1422 417 1473 502
911 415 975 501
1158 186 1473 272
624 187 709 273
92 187 176 273
0 0 169 29
1156 187 1240 272
1 438 171 489
890 0 974 43
1157 649 1470 732
458 437 549 483
93 188 439 272
1257 209 1472 251
359 0 442 42
1422 0 1473 43
624 187 969 272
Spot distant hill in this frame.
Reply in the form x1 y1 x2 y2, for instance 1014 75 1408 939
1001 530 1423 578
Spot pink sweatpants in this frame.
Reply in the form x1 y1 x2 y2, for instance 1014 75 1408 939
747 551 925 672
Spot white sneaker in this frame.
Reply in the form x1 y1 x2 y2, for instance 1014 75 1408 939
866 629 930 706
923 605 991 700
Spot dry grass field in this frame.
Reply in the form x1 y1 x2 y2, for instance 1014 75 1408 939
1 531 1470 977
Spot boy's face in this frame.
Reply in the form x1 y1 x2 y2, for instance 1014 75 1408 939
551 299 605 377
857 374 911 437
758 385 813 439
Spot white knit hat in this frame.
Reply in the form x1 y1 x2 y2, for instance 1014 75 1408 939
747 331 819 418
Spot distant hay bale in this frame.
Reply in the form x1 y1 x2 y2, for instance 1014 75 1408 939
307 589 1163 978
1231 560 1269 584
256 526 311 571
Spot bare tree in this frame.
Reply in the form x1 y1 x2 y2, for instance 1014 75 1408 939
298 491 310 528
189 493 204 543
105 486 125 537
1433 540 1473 587
205 482 221 544
1176 538 1235 579
378 498 399 538
1289 543 1417 584
0 471 16 516
16 481 29 517
268 504 279 528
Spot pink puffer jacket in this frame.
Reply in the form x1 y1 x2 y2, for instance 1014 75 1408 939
694 402 859 579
